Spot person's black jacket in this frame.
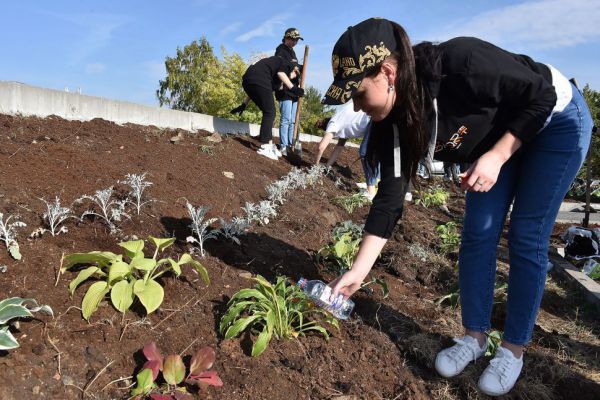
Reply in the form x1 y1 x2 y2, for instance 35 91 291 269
242 56 293 92
275 43 301 101
364 37 558 239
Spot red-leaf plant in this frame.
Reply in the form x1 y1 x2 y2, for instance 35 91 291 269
130 342 223 399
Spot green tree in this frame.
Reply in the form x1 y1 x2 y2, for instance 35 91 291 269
583 85 600 176
299 86 334 135
157 37 216 113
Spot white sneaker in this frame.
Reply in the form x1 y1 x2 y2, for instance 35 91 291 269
478 347 523 396
259 143 272 149
257 147 279 160
356 182 367 189
435 335 486 378
273 144 282 157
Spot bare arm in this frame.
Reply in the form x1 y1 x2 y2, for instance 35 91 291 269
326 139 347 167
277 72 294 89
315 132 334 164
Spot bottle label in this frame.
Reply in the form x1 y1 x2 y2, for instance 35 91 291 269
319 285 334 305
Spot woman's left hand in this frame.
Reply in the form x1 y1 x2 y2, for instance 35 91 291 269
461 150 505 192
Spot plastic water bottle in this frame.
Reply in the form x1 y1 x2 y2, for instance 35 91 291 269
297 278 354 320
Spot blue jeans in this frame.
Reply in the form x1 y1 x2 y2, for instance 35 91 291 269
279 100 298 148
359 129 381 186
459 83 593 345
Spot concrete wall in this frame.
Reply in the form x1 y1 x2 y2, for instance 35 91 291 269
0 81 330 144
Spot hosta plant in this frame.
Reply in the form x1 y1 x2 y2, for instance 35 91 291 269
185 203 218 257
0 297 53 350
436 221 461 254
120 173 154 215
131 342 222 399
62 236 209 321
0 212 26 260
219 275 338 357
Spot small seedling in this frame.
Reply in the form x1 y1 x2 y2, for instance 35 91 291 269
0 212 26 260
416 186 449 208
77 187 129 232
334 193 370 214
220 275 338 357
436 222 461 254
485 330 503 356
0 297 53 350
199 145 215 155
185 202 218 257
41 196 73 236
217 217 249 245
131 342 222 399
120 173 154 215
62 236 209 321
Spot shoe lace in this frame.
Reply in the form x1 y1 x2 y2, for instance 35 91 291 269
448 338 479 364
487 352 516 387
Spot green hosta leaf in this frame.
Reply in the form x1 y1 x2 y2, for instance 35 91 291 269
0 304 33 324
0 326 19 350
251 324 273 357
108 261 131 284
149 236 176 253
133 279 164 314
81 281 110 321
130 368 155 397
62 251 119 272
0 297 28 309
8 244 21 260
168 259 182 276
183 259 209 285
219 301 255 334
130 257 156 271
163 354 186 385
227 288 267 304
224 314 261 339
110 280 135 313
118 239 145 259
68 267 100 296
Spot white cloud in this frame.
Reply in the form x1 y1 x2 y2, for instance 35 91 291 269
431 0 600 50
219 21 242 36
235 13 289 42
85 63 106 74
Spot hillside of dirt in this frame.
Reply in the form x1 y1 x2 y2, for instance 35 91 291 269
0 114 598 400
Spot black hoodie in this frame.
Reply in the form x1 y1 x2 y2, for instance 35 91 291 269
364 37 558 239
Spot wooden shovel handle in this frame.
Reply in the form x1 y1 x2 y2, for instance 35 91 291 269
292 45 309 145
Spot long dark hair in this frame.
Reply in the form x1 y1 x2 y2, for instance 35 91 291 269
365 22 441 179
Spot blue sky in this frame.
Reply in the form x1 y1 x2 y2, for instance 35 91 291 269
2 0 599 106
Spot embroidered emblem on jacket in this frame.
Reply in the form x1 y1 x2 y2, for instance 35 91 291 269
436 125 468 152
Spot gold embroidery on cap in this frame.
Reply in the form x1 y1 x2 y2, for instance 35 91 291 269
332 55 340 76
359 42 391 69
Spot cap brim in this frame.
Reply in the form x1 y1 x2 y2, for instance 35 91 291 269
322 73 365 105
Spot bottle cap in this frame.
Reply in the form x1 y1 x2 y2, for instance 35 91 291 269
297 277 306 288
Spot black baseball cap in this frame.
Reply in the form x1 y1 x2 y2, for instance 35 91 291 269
284 28 303 41
323 18 396 105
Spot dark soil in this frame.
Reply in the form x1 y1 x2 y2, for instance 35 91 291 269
0 114 598 400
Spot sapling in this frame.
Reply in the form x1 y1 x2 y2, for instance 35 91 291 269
217 217 249 245
0 212 26 260
119 173 154 215
185 202 218 257
77 187 129 232
0 297 53 350
41 196 73 236
130 342 222 399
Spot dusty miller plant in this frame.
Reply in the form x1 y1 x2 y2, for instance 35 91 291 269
41 196 73 236
119 173 154 215
306 164 326 186
76 187 129 232
217 217 249 245
185 202 218 257
0 212 26 260
266 180 290 205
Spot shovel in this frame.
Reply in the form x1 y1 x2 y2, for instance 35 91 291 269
291 45 309 157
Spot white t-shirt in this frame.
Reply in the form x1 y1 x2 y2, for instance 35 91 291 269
326 100 371 139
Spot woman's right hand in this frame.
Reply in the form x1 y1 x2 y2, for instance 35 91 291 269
330 270 364 299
